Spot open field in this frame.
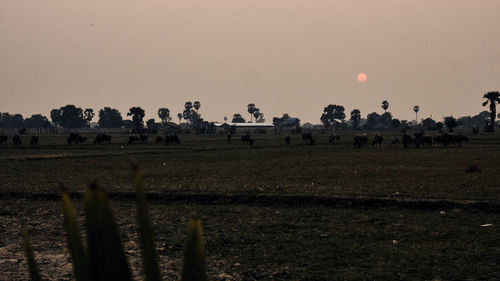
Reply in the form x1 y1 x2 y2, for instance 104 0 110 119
1 131 499 280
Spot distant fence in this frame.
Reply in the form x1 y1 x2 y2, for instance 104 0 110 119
0 127 130 135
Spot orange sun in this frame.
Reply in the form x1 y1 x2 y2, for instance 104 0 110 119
357 73 367 83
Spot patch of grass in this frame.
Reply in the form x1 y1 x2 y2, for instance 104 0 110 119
0 133 499 201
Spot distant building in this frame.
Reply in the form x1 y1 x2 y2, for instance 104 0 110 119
214 122 274 132
280 118 300 127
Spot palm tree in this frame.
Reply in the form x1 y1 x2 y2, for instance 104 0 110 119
193 101 201 112
158 108 170 124
177 113 182 124
247 103 256 122
413 105 420 122
381 100 389 113
482 91 500 132
253 108 260 121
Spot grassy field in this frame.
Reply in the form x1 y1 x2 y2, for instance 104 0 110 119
0 131 499 280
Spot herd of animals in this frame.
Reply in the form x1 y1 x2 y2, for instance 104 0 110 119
0 131 470 148
350 131 469 148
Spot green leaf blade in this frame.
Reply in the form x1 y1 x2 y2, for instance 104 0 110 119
181 216 207 281
84 183 133 281
62 191 89 281
23 229 43 281
133 169 162 281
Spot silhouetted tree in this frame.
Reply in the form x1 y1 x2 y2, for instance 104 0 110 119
482 91 500 132
320 104 345 129
0 113 24 129
182 109 191 121
381 100 389 113
189 110 207 133
83 108 95 127
444 116 458 132
158 108 171 124
177 113 183 124
247 103 256 122
24 114 51 128
58 105 86 128
12 114 23 128
256 112 265 123
253 108 260 121
182 102 193 121
127 107 145 129
381 112 393 127
193 101 201 112
146 118 158 132
365 112 382 129
50 109 62 128
350 109 361 129
413 105 420 122
232 114 245 123
98 107 123 128
391 118 402 129
123 120 134 129
272 113 290 126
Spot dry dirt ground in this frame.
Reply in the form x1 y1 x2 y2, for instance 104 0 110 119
0 132 499 280
0 195 499 281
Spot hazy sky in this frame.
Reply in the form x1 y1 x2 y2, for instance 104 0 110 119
1 0 499 123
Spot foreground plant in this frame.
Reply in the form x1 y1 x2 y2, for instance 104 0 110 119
24 169 207 281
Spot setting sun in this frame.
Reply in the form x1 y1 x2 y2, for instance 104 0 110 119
357 73 367 83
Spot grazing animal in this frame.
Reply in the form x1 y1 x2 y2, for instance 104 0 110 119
372 135 383 147
329 134 340 144
77 135 87 144
165 134 180 144
402 134 412 148
413 132 433 148
0 135 7 144
285 136 291 145
453 134 469 147
30 136 39 146
353 134 368 148
439 133 458 148
139 134 148 143
420 135 433 148
240 134 254 146
94 134 111 144
12 134 22 145
67 132 81 145
155 136 164 144
434 134 444 147
302 132 316 145
128 135 140 144
390 137 400 146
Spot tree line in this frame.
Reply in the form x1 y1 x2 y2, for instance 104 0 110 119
318 91 499 132
1 91 499 132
